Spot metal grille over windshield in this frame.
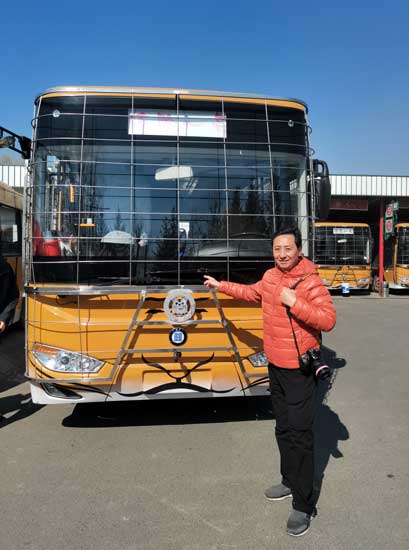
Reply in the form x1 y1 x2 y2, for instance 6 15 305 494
28 93 310 286
314 225 371 266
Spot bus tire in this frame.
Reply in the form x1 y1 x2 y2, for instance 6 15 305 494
372 275 379 293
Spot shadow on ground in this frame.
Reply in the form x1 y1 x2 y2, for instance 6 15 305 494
62 395 274 428
0 326 44 427
0 393 43 428
63 345 350 499
40 340 349 509
0 325 25 392
313 345 350 505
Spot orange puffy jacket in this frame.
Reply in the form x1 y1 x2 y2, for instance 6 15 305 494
218 257 336 369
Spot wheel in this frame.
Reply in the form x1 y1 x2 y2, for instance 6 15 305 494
372 275 379 293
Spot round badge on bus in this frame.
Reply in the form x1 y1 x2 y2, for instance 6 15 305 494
164 289 196 324
169 327 187 346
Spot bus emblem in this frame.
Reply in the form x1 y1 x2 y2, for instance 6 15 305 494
164 289 196 324
169 327 187 346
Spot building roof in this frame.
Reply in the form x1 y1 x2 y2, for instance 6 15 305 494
330 174 409 197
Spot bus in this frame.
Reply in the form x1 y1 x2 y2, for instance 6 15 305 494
313 222 372 291
373 223 409 291
0 180 23 323
24 86 330 404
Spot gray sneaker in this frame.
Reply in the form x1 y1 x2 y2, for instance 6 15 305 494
286 509 313 537
264 482 292 501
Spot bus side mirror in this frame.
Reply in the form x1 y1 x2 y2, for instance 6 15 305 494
313 159 331 221
0 126 31 159
18 135 32 160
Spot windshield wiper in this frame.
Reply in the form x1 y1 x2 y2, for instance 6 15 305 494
94 277 131 286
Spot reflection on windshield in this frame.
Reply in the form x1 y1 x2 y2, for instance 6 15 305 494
31 97 308 285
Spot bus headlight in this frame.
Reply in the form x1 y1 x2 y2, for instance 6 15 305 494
399 276 409 284
33 344 104 373
248 351 268 367
358 278 370 284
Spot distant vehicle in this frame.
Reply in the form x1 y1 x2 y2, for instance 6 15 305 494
312 222 372 291
185 233 272 258
0 181 23 323
373 223 409 291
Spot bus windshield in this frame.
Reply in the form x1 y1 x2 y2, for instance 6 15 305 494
397 226 409 265
314 225 371 265
30 93 309 285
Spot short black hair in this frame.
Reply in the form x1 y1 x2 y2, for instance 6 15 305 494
272 226 302 248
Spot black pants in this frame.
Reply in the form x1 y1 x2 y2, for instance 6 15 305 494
268 363 316 515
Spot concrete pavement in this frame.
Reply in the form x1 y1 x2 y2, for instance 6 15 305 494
0 295 408 550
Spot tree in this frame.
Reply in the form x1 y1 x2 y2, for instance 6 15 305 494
155 209 178 259
114 207 126 232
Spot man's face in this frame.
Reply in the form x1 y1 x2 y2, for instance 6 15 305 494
273 234 301 271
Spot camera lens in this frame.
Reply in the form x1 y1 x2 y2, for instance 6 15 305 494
315 364 331 380
307 349 331 380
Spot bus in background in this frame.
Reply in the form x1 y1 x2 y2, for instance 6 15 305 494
313 222 372 291
24 86 330 404
373 223 409 291
0 181 23 323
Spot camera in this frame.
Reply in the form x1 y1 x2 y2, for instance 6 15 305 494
299 348 331 380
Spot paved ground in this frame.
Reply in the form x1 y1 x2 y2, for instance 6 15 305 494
0 294 408 550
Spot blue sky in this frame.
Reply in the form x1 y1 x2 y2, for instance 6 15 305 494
1 0 408 174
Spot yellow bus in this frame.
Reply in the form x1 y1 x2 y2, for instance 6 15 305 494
373 223 409 291
24 86 330 404
0 180 23 323
313 222 372 290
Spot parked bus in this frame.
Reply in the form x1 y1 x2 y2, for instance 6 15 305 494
24 86 330 404
373 223 409 291
0 180 23 323
313 222 372 290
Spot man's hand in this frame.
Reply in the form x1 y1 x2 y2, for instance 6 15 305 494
280 287 297 308
0 321 6 333
203 275 221 290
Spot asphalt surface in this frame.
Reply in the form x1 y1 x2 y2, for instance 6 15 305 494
0 294 408 550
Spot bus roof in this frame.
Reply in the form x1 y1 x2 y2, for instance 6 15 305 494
36 86 308 112
0 181 23 210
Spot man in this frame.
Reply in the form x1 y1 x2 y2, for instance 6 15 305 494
204 227 336 537
0 256 19 423
0 256 19 333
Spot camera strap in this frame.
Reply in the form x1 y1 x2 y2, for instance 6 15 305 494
289 272 314 291
288 314 303 361
285 273 315 361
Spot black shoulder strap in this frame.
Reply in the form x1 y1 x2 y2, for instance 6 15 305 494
286 271 321 357
289 272 314 290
